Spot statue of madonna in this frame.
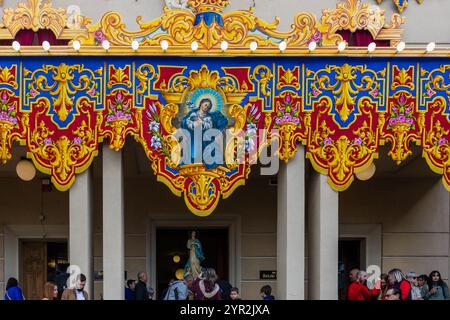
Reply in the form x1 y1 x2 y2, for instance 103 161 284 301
184 230 205 279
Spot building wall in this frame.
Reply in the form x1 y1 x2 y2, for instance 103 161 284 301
0 0 448 44
0 177 69 298
340 177 450 281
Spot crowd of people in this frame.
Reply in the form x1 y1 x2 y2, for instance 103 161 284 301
4 273 89 300
347 269 450 300
125 268 275 301
5 267 448 300
3 269 274 301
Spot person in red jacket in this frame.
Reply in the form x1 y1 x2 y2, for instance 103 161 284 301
359 270 380 300
388 268 411 300
347 269 371 300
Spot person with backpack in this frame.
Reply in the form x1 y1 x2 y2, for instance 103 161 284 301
388 269 411 300
163 273 194 300
423 270 450 300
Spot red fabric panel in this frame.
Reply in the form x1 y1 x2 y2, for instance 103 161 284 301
354 30 374 47
37 29 58 45
14 29 35 45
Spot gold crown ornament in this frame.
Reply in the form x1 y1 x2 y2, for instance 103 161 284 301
187 0 230 13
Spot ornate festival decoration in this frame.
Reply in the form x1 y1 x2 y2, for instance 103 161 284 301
64 0 404 50
20 63 103 190
304 62 385 190
0 0 91 41
0 56 448 216
0 0 448 216
132 64 262 216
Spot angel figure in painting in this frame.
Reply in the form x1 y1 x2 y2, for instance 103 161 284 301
184 230 205 279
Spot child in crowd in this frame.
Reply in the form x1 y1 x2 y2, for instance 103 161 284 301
417 274 428 298
230 287 241 300
260 285 275 300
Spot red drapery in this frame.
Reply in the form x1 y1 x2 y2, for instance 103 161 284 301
37 29 68 45
354 30 390 47
14 29 35 45
337 30 352 45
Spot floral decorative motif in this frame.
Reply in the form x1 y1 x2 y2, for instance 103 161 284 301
106 91 132 124
145 103 168 155
387 93 415 129
0 90 21 164
0 91 18 126
274 92 301 127
274 92 306 162
104 90 133 151
94 30 107 45
381 92 422 165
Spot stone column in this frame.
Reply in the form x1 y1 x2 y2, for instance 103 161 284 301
308 172 339 300
69 168 93 298
102 145 125 300
277 146 305 299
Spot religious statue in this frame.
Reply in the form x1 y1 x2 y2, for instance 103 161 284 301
184 230 205 279
180 97 228 169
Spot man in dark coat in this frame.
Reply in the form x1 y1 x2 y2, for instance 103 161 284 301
135 271 153 300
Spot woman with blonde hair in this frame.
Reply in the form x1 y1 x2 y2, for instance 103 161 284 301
42 281 58 300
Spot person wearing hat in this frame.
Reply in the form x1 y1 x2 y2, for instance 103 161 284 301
406 271 423 300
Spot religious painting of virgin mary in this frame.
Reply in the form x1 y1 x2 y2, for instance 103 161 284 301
175 88 233 169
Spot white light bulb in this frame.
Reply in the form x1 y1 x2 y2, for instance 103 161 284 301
426 42 436 53
131 40 139 51
308 41 317 52
12 41 21 52
72 40 81 51
161 40 169 51
220 40 228 51
250 41 258 52
42 41 51 52
368 42 376 53
396 41 406 52
338 41 346 52
279 41 287 52
191 41 199 51
102 40 110 51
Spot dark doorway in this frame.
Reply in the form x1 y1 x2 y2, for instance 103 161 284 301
20 240 68 300
338 238 366 300
155 228 228 298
